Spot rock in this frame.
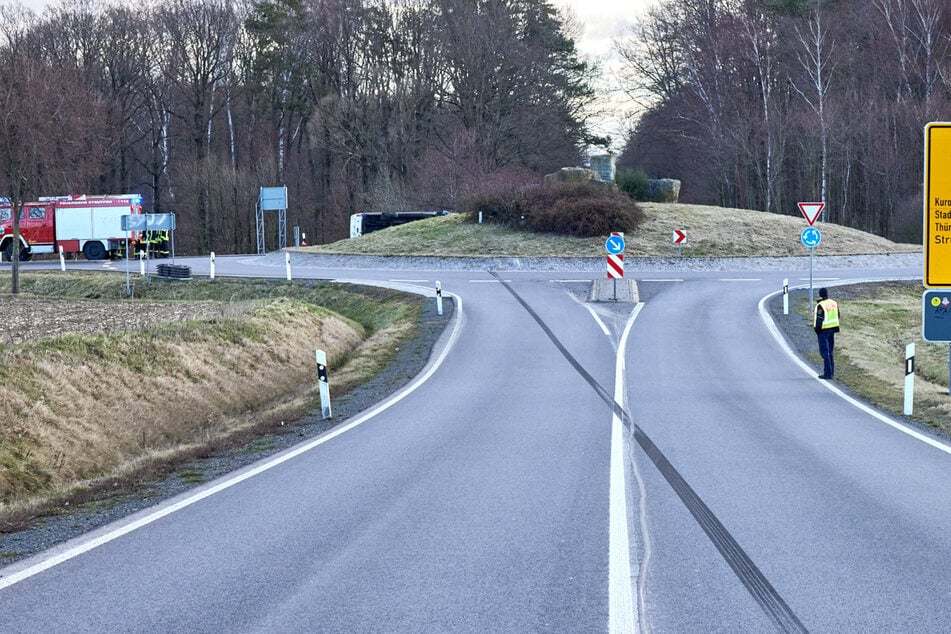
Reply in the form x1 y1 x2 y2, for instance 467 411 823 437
648 178 681 202
544 167 602 184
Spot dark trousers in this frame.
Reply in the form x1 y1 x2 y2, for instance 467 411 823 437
817 330 835 378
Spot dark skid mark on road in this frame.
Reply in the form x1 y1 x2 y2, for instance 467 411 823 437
489 272 808 634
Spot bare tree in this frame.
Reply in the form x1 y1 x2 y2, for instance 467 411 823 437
789 2 836 219
0 6 112 292
157 0 239 253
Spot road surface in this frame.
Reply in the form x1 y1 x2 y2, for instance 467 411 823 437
3 253 948 633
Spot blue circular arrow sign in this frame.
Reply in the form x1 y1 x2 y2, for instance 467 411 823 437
605 233 625 254
801 226 821 248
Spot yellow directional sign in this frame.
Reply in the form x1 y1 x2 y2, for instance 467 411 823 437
925 122 951 287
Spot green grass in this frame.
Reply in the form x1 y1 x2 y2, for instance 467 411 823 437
237 437 277 455
175 467 205 484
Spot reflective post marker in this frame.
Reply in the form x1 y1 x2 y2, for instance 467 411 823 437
904 343 915 415
285 252 292 281
59 245 65 272
436 280 443 316
139 251 146 276
315 349 332 420
783 278 789 315
209 252 216 280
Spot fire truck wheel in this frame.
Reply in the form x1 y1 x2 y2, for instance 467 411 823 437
82 241 107 260
4 243 29 262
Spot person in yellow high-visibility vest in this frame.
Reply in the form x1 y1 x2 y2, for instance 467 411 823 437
814 287 841 379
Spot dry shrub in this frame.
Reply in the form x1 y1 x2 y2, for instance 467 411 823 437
461 181 645 237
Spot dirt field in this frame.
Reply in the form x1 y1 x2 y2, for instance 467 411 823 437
0 297 229 344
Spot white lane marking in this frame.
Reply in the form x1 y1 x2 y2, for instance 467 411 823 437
610 302 643 633
758 285 951 456
640 278 684 282
390 279 429 283
720 278 761 282
585 305 611 336
0 295 466 591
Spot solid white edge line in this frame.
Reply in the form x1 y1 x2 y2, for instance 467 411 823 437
0 293 465 591
586 305 611 336
758 284 951 456
610 302 643 633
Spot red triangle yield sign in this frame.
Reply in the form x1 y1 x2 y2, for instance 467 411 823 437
798 202 825 226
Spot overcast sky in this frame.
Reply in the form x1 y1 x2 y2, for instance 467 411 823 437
558 0 645 57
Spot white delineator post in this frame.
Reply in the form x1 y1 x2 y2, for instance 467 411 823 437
316 349 332 420
436 280 443 316
285 252 292 281
783 278 789 315
209 252 216 280
59 245 65 271
904 343 915 416
139 251 146 276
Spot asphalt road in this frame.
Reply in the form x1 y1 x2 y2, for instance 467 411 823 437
3 252 949 633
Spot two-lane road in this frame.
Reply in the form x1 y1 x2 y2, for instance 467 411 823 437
2 253 945 632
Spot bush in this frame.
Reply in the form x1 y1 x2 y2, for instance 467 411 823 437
461 181 644 237
616 168 650 201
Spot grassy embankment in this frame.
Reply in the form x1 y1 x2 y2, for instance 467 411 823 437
298 202 921 258
0 272 422 529
787 281 951 437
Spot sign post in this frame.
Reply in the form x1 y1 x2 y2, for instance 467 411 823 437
924 123 951 287
904 343 915 415
921 289 951 395
672 229 686 256
798 202 825 226
315 349 332 420
923 123 951 392
798 202 824 306
605 232 625 301
801 226 821 305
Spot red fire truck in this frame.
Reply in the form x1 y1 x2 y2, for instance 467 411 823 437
0 194 143 261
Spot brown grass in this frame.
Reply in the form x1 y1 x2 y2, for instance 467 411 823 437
300 202 920 258
0 281 420 529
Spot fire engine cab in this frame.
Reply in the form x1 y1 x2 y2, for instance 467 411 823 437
0 194 143 261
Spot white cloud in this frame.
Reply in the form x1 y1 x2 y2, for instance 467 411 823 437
557 0 647 56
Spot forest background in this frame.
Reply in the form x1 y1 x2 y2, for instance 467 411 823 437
0 0 943 255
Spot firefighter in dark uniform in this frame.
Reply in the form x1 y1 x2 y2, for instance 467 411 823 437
814 287 840 379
